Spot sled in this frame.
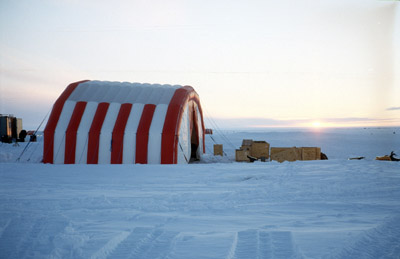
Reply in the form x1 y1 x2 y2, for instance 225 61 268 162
375 155 391 161
349 157 365 160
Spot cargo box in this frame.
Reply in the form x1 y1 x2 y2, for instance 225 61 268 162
235 149 250 162
250 141 270 159
241 139 253 152
270 147 301 162
214 144 223 156
301 147 321 161
242 139 253 147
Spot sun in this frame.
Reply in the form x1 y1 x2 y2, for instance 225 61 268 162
312 121 322 128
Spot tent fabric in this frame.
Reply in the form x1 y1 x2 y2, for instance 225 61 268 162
43 80 205 164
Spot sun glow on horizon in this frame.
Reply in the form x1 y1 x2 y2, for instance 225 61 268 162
312 121 322 128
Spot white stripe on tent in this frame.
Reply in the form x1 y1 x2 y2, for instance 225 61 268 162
75 101 98 164
196 106 204 155
147 104 168 164
122 103 144 164
177 103 190 164
98 103 121 164
53 100 77 164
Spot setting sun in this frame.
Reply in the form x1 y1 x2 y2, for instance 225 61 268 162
312 121 322 128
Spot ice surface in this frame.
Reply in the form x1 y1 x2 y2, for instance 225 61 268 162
0 128 399 258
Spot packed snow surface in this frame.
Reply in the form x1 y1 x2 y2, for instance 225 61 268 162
1 128 399 258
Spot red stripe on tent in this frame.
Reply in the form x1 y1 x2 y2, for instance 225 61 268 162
64 101 87 164
111 103 133 164
162 87 202 164
161 88 188 164
161 87 206 164
135 104 156 164
87 102 110 164
43 80 89 163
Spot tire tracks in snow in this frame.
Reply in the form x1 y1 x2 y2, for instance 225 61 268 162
228 229 303 259
0 215 68 259
331 215 400 259
97 227 178 259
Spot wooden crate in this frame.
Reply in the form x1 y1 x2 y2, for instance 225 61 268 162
301 147 321 161
214 144 223 156
271 147 321 162
250 141 270 159
242 139 253 146
270 147 300 162
241 139 253 152
235 149 250 162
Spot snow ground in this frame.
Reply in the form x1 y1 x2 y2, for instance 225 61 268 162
0 128 399 258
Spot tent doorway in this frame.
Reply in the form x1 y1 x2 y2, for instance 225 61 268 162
190 108 200 162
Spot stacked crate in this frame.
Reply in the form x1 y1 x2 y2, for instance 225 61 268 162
270 147 321 163
235 139 270 162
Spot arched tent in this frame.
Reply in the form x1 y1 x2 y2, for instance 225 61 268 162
43 80 205 164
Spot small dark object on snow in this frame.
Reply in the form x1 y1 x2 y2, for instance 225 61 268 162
349 157 365 160
320 152 328 160
30 134 37 142
247 155 258 163
390 151 400 162
18 130 27 142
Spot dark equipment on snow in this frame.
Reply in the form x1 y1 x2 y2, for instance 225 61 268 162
349 156 365 160
247 155 258 163
390 151 400 162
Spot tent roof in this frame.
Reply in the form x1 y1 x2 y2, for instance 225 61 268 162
68 81 183 105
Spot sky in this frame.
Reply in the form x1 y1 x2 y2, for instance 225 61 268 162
0 0 399 129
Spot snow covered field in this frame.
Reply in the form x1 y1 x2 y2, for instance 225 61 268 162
1 128 399 258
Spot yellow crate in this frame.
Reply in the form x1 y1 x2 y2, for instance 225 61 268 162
250 141 270 159
213 144 223 156
301 147 321 161
270 147 300 162
235 149 250 162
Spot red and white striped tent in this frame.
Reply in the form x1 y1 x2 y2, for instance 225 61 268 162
43 80 205 164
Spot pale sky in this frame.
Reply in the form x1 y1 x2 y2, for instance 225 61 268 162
0 0 399 129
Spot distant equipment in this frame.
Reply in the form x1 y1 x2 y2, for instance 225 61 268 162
376 151 400 162
349 156 365 160
376 155 392 161
0 114 23 143
205 129 213 135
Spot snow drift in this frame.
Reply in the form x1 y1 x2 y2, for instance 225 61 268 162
0 127 399 258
